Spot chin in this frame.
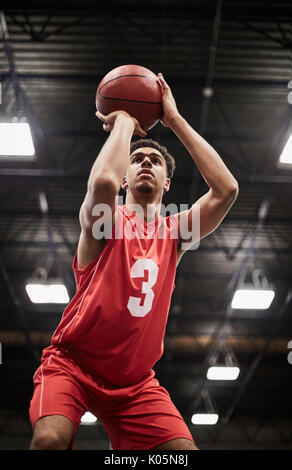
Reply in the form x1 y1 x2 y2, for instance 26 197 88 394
136 184 153 194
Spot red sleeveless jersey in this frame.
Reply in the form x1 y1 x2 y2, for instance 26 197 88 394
43 205 179 386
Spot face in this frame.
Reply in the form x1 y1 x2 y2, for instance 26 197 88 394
122 147 170 196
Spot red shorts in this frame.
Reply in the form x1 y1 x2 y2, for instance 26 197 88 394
29 348 195 450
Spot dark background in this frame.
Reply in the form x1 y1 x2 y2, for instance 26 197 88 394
0 0 291 450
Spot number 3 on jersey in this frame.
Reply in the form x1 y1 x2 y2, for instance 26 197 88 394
127 259 159 317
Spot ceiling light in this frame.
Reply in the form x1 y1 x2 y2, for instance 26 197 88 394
231 289 275 309
279 134 292 164
207 334 240 381
0 122 35 157
207 366 240 380
25 283 69 304
191 389 219 425
191 413 218 425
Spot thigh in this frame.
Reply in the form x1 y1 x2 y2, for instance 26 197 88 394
29 353 87 446
99 377 196 450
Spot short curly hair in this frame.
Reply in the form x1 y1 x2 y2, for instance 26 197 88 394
130 138 176 179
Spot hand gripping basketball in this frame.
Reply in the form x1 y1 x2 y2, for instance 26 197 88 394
95 110 147 137
157 73 180 128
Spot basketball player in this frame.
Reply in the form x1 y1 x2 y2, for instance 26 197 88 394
29 73 238 450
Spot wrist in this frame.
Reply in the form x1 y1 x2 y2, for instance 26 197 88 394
168 113 185 131
115 113 135 129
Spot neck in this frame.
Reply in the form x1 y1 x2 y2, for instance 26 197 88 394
125 191 162 222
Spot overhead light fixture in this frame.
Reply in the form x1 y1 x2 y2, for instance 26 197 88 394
191 389 219 426
207 366 240 380
232 269 275 310
207 336 240 381
191 413 219 425
26 283 69 304
81 412 97 425
25 267 69 304
0 13 35 159
0 121 35 158
279 134 292 164
231 288 275 309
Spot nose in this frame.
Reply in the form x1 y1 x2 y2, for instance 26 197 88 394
141 156 152 167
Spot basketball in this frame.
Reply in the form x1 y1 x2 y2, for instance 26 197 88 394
96 65 163 131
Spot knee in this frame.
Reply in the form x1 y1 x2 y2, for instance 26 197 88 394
152 437 199 451
30 431 68 450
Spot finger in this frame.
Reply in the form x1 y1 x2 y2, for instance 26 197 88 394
138 129 147 137
158 73 169 89
96 110 106 122
136 123 147 137
157 78 163 92
134 126 147 137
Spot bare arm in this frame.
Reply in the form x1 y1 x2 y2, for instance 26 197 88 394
157 74 239 260
170 114 238 198
78 111 146 270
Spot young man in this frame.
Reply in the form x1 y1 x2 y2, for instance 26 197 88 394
29 74 238 450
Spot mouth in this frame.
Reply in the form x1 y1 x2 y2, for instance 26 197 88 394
138 169 154 178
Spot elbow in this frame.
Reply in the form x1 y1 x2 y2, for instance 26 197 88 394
223 181 239 205
229 180 239 200
213 180 239 202
89 172 120 196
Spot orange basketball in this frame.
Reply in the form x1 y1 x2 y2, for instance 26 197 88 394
96 65 163 131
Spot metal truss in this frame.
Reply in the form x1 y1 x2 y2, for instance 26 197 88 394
227 11 292 50
7 11 91 42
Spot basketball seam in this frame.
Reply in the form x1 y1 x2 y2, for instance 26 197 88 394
97 92 161 105
99 74 155 91
98 75 161 105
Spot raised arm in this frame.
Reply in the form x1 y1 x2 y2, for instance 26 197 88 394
77 111 146 270
157 73 239 260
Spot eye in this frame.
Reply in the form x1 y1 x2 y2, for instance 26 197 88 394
152 157 162 165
